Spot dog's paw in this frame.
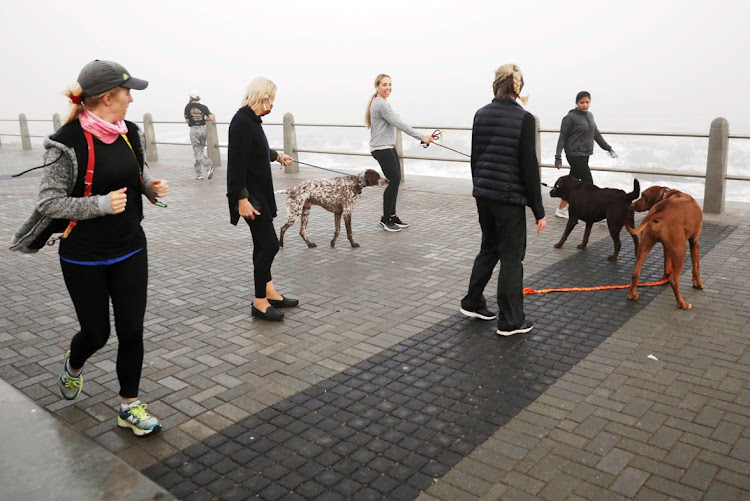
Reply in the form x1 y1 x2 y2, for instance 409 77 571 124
553 242 563 249
350 243 360 248
576 244 587 250
307 242 317 248
627 292 639 301
679 301 692 309
693 279 704 289
607 255 617 262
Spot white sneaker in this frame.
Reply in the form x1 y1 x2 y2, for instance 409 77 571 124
555 207 569 219
195 175 204 180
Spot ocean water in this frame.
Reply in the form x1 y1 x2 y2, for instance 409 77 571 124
5 119 749 202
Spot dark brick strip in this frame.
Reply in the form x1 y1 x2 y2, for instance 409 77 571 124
144 223 733 501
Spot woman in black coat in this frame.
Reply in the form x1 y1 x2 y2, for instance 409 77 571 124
227 77 297 321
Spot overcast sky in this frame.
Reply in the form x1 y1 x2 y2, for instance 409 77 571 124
2 0 749 133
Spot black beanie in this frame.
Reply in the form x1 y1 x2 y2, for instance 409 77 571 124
576 91 591 103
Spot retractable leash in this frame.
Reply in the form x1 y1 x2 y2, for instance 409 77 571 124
291 159 357 178
421 129 471 158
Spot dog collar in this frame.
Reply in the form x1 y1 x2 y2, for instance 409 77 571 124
660 188 670 201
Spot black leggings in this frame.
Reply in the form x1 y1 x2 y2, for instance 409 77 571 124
567 155 593 184
371 148 400 219
61 248 147 399
245 215 279 298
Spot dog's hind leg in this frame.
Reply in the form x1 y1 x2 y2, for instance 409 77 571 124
577 222 593 250
331 211 342 248
689 230 703 289
344 212 359 248
666 242 690 309
628 236 657 302
279 219 293 247
628 209 639 256
299 201 317 248
608 228 622 262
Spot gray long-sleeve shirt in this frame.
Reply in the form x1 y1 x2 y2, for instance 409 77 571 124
369 97 422 151
555 108 611 160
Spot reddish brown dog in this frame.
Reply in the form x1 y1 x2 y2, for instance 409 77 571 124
625 186 703 309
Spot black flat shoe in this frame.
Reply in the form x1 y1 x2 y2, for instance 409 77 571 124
268 296 299 308
251 304 284 321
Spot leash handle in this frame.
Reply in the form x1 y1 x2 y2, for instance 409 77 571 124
422 129 471 158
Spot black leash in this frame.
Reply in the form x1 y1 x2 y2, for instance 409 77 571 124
11 152 64 177
292 159 357 178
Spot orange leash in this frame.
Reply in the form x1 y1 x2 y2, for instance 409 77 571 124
523 273 671 295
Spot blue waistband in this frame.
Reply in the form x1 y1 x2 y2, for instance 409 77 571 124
60 248 143 266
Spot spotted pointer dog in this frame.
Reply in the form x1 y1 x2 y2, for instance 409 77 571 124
275 169 388 248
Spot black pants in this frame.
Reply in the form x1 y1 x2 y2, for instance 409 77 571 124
462 200 527 330
371 148 400 220
567 155 593 184
61 248 147 399
245 215 279 298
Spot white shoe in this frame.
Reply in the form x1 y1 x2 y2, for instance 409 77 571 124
555 207 569 219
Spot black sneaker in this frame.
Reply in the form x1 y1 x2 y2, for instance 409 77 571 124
391 216 409 228
460 307 497 321
496 320 534 337
380 218 401 232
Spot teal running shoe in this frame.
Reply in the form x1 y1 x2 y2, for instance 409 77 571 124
58 350 83 400
117 401 162 436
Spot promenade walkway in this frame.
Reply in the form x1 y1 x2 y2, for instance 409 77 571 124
1 144 749 500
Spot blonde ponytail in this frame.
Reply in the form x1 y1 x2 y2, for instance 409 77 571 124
492 64 529 104
365 73 390 128
63 83 84 124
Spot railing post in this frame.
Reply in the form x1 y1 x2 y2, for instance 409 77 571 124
703 117 729 214
19 113 31 150
395 129 405 186
206 118 221 167
283 112 299 174
533 113 541 176
52 113 62 132
142 113 159 163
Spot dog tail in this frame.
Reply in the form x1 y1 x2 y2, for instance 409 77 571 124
274 189 288 195
626 179 640 203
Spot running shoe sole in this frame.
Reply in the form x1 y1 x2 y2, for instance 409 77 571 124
496 324 534 336
117 417 162 437
380 222 401 232
460 308 497 321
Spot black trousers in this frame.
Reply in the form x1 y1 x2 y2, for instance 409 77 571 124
462 200 527 330
245 215 279 298
371 148 400 219
61 248 147 399
567 155 593 184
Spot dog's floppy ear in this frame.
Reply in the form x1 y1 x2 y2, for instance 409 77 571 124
364 169 379 186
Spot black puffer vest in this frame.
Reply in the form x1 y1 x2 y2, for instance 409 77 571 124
471 98 529 206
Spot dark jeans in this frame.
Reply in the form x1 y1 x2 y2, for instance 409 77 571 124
245 215 279 298
462 200 527 330
371 148 400 220
61 248 147 399
567 155 593 184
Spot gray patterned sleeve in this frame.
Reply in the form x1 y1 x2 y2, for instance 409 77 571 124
35 144 111 219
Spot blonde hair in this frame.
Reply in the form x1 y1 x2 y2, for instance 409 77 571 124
492 64 528 105
364 73 390 128
63 83 125 124
241 77 277 108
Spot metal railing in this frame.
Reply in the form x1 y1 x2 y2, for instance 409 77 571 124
2 113 746 214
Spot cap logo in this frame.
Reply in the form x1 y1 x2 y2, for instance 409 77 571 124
123 73 129 81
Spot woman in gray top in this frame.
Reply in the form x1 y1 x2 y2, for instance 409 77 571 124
365 74 433 231
553 91 616 218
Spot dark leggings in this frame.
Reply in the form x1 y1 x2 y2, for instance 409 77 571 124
245 215 279 298
567 155 593 184
61 248 147 399
371 148 400 219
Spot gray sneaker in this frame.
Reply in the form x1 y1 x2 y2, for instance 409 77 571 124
118 401 162 436
206 164 215 180
58 350 83 400
496 320 534 337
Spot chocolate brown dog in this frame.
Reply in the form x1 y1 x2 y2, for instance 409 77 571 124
625 186 703 309
549 175 640 262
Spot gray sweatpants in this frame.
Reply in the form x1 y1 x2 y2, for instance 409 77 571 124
189 125 214 176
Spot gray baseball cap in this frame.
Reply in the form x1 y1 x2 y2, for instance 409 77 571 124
77 60 148 98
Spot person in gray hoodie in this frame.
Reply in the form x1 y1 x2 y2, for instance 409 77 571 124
553 91 616 218
11 60 168 437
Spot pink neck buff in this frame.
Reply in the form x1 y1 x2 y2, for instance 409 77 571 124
79 109 128 144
